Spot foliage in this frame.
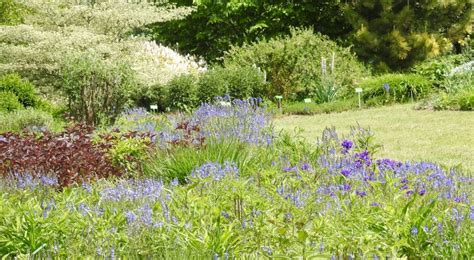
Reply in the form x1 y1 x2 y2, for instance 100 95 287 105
434 88 474 111
441 69 474 94
0 91 23 112
197 70 228 103
283 98 358 115
0 125 472 257
0 108 57 133
0 124 122 187
343 0 472 71
146 0 348 62
0 73 38 108
133 84 169 112
96 130 154 175
144 140 260 183
413 54 471 89
166 74 199 111
0 0 28 25
197 66 267 102
61 55 136 125
223 28 368 101
0 1 203 94
360 74 431 106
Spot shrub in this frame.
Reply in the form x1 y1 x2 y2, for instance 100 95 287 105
0 73 38 108
223 28 368 101
0 1 196 91
197 69 228 103
61 54 137 125
413 54 471 89
133 84 169 112
0 91 23 112
434 88 474 111
440 68 474 94
0 124 123 187
166 74 199 111
197 66 267 103
283 98 358 115
360 74 431 106
0 108 56 133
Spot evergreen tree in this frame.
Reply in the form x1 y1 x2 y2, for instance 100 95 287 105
343 0 472 71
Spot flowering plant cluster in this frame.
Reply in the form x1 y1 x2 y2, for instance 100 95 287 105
0 102 472 258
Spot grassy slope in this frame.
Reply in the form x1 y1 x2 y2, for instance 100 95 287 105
274 104 474 169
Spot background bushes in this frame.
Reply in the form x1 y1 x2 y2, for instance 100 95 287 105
197 66 267 103
0 91 23 112
0 109 56 133
0 73 38 108
223 28 368 101
360 74 431 106
61 55 136 125
166 74 199 111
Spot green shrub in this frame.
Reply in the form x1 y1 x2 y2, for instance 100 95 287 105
441 68 473 94
0 108 57 133
61 54 136 125
434 88 474 111
166 74 199 111
197 69 227 103
223 28 368 101
133 84 169 112
197 66 267 103
0 73 38 108
283 98 358 115
0 91 23 112
108 136 151 174
413 54 471 89
360 74 431 106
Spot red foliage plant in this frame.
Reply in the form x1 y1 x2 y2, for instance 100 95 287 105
0 124 122 187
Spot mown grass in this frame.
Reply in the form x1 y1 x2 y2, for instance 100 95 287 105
274 103 474 169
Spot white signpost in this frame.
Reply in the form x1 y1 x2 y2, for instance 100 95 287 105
150 104 158 112
355 88 363 108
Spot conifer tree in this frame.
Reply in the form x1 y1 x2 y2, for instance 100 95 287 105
343 0 472 71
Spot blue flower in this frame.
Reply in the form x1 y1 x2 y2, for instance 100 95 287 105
341 168 351 177
411 227 418 236
125 211 137 224
383 83 390 92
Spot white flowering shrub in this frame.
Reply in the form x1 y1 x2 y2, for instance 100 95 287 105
0 0 205 93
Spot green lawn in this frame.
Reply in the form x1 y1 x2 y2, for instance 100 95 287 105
274 104 474 169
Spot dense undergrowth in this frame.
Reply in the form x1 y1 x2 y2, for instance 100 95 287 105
0 99 472 258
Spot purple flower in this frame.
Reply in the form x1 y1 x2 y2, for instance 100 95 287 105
383 83 390 92
354 150 372 167
356 190 367 197
341 183 351 191
221 211 230 219
125 211 137 224
411 227 418 236
341 168 351 177
418 189 426 196
341 140 353 154
341 140 353 150
300 162 312 171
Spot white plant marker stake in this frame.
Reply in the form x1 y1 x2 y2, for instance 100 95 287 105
355 88 363 108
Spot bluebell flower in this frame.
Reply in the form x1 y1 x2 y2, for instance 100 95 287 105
341 168 351 177
125 211 137 224
411 227 418 236
383 83 390 92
